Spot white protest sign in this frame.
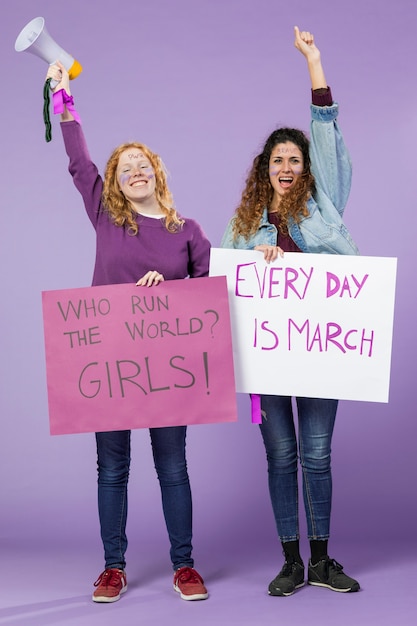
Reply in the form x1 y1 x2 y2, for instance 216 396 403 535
209 249 397 402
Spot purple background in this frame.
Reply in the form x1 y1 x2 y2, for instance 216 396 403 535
1 1 416 624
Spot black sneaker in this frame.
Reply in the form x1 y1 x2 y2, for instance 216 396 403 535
308 557 360 592
268 559 305 596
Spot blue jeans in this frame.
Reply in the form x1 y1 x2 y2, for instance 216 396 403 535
95 426 194 571
259 395 337 542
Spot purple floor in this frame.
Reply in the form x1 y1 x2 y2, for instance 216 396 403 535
1 538 415 626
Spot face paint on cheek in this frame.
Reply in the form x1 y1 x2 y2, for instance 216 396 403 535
292 166 303 175
119 173 130 186
269 167 279 177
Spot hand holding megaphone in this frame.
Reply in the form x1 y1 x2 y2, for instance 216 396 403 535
46 61 71 94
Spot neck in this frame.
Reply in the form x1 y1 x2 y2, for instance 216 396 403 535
269 197 281 213
130 196 162 215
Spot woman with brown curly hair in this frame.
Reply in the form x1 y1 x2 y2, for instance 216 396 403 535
221 27 360 597
45 61 210 604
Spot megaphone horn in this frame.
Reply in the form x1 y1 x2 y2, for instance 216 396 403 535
14 17 82 80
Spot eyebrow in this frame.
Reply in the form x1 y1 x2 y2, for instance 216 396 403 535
118 159 151 167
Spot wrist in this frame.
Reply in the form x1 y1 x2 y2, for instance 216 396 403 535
306 54 322 71
307 59 327 90
52 89 81 124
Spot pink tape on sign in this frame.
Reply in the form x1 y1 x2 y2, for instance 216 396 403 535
250 394 262 424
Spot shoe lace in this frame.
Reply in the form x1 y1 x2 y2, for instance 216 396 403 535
280 558 299 577
94 569 123 588
324 558 343 576
176 567 203 585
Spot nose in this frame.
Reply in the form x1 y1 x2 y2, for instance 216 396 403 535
132 165 144 177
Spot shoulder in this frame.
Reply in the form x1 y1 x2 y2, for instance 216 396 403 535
178 216 205 232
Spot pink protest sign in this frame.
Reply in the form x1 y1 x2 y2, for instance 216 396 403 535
42 276 237 435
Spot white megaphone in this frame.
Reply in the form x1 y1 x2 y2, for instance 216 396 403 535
14 16 82 80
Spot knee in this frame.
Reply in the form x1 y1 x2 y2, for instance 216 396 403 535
97 457 130 486
96 432 130 485
154 459 189 487
300 441 331 473
265 438 298 472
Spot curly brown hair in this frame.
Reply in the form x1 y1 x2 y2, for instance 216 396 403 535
232 128 315 240
102 142 184 235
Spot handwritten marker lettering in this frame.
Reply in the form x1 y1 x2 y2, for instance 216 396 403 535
235 262 314 299
326 273 369 299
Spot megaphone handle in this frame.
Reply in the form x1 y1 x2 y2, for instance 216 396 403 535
43 78 52 142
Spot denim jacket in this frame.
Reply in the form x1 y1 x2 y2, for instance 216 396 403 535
221 103 359 255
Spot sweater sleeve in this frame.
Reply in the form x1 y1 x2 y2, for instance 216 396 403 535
186 220 211 278
60 121 104 229
311 86 333 107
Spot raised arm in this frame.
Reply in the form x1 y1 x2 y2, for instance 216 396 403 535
294 28 351 215
294 26 327 90
44 62 102 228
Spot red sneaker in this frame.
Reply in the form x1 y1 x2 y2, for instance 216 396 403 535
173 566 208 601
92 568 127 603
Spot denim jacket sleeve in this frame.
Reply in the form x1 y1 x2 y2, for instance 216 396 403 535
288 103 359 255
309 103 352 217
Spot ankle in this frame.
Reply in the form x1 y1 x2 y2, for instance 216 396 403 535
309 539 328 566
282 540 303 565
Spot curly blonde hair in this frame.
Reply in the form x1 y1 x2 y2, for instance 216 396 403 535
232 128 315 240
102 142 184 235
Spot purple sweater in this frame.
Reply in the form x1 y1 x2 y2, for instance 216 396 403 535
61 121 211 286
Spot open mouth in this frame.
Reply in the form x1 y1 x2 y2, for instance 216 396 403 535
279 177 293 188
